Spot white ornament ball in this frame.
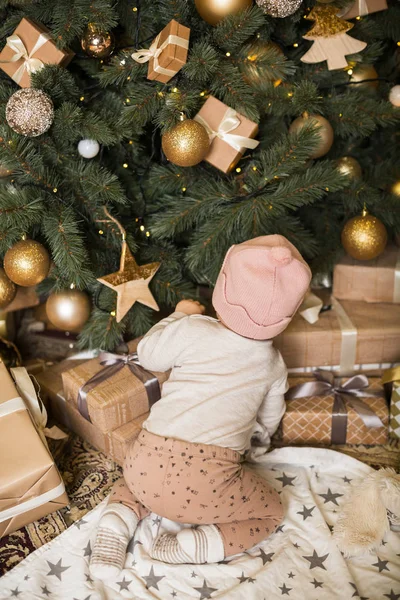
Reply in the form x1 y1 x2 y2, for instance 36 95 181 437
389 85 400 107
78 139 100 159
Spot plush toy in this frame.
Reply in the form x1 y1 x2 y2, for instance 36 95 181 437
334 468 400 557
89 235 311 579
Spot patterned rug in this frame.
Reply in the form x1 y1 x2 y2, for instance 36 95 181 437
0 433 399 577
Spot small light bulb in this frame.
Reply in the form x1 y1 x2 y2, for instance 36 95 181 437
347 69 353 75
269 204 273 210
146 231 150 237
100 60 104 64
339 113 343 118
236 167 241 173
397 41 400 47
70 283 75 289
98 229 104 235
120 59 126 65
135 217 139 222
123 163 128 168
287 92 293 97
126 98 131 103
200 91 205 96
226 52 231 57
110 310 116 316
53 187 58 193
252 166 257 171
129 140 133 145
293 43 299 48
80 96 85 101
325 187 329 192
356 15 361 20
126 76 131 81
69 343 74 349
132 6 137 10
172 87 179 93
182 187 187 192
140 225 145 231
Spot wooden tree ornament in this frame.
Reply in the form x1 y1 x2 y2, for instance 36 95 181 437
301 5 367 71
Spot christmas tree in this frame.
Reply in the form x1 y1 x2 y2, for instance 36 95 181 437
0 0 399 350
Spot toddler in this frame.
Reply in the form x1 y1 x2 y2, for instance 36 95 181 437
90 234 311 578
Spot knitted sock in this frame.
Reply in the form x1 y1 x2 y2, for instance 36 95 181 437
90 503 138 580
151 525 224 564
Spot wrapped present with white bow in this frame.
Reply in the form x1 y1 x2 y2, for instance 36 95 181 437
0 361 68 537
0 17 74 88
194 96 259 173
131 19 190 84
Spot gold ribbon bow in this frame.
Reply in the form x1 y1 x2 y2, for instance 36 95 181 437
2 32 50 84
131 33 189 77
194 107 260 153
286 369 384 444
10 367 67 450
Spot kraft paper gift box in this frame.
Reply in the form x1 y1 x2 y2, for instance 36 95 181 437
282 372 388 446
194 96 259 173
0 17 74 88
61 338 168 434
131 19 190 84
333 246 400 304
0 362 68 537
274 298 400 371
36 360 146 466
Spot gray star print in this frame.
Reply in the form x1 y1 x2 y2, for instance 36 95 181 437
171 593 177 598
23 576 30 581
372 557 389 572
191 571 198 578
311 578 323 588
303 550 329 570
85 574 93 583
73 596 91 600
276 473 296 487
297 505 315 520
42 586 51 597
10 588 20 597
258 549 274 565
318 488 343 506
117 576 132 591
384 591 400 600
343 476 352 483
288 572 295 579
276 525 285 533
47 558 70 580
74 518 88 530
152 516 162 526
194 579 218 599
237 572 249 583
279 583 292 595
83 541 92 557
143 566 165 590
248 577 256 583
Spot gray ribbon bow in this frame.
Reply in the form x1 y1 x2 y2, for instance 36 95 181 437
285 370 384 444
77 351 161 422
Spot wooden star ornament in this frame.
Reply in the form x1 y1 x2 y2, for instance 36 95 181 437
97 241 160 322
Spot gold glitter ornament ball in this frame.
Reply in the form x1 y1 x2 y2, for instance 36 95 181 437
162 119 210 167
336 156 362 181
46 289 91 332
6 89 54 137
255 0 302 18
81 23 115 58
289 114 334 158
195 0 252 25
341 209 388 261
349 64 378 90
0 268 16 309
390 181 400 197
4 239 50 286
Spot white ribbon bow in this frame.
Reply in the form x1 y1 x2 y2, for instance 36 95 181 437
3 32 50 84
194 108 260 153
299 290 323 324
131 33 189 77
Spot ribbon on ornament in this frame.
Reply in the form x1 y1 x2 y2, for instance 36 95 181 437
194 108 260 153
286 369 384 444
131 33 189 77
77 351 161 422
0 32 50 84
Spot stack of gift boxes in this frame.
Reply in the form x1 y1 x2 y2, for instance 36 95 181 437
275 245 400 446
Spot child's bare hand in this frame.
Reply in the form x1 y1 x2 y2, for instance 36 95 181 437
176 300 206 315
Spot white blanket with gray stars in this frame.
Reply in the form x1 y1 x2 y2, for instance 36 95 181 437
1 447 399 600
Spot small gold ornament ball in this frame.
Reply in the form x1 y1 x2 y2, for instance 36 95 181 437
6 89 54 137
0 268 16 309
242 40 284 86
162 119 210 167
289 114 334 159
341 210 388 261
390 181 400 197
4 239 50 286
81 23 115 58
195 0 252 25
46 289 91 332
349 64 378 90
0 165 12 178
336 156 362 181
255 0 302 17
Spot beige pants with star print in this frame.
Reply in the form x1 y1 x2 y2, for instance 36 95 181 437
109 430 283 556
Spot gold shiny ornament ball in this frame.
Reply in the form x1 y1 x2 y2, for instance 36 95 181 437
390 181 400 197
162 119 210 167
0 165 12 178
349 64 378 90
81 23 115 58
336 156 362 181
4 239 50 286
195 0 253 26
289 114 334 159
46 289 91 333
242 40 284 87
341 210 388 261
255 0 302 18
6 89 54 137
0 268 16 309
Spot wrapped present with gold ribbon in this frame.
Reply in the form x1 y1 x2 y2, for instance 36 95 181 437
0 361 68 537
131 19 190 84
61 338 168 434
194 96 259 173
282 370 388 446
274 294 400 373
0 17 74 88
36 359 147 465
382 366 400 440
338 0 388 19
333 246 400 304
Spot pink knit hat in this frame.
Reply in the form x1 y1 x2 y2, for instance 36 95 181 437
212 235 311 340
